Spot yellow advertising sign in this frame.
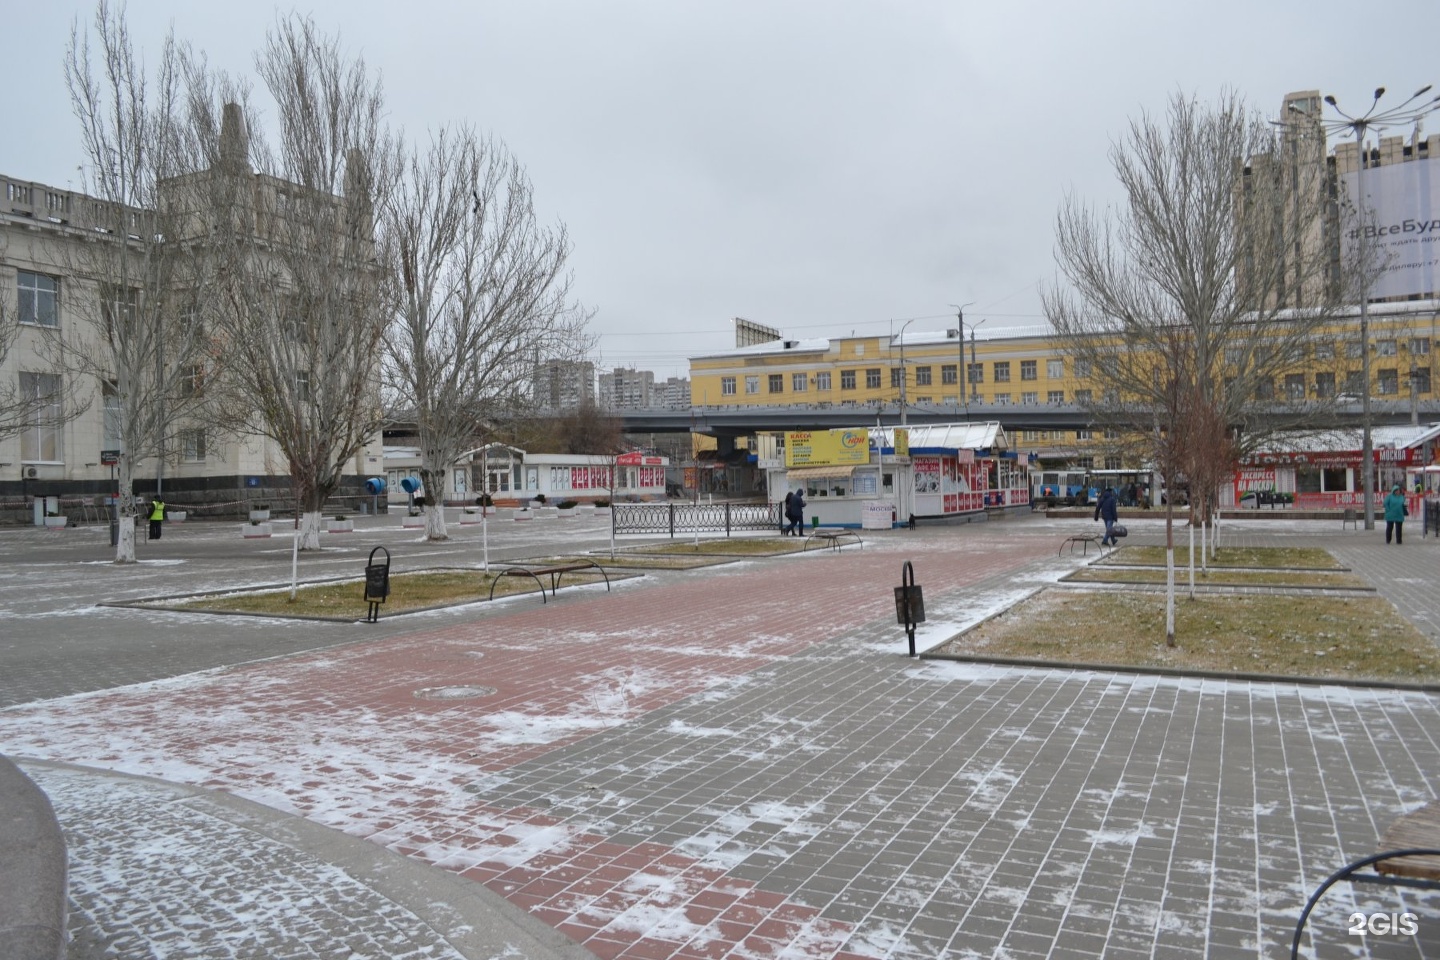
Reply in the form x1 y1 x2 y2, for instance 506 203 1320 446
785 429 870 467
894 428 909 458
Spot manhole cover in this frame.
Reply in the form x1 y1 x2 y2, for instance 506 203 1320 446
414 685 496 701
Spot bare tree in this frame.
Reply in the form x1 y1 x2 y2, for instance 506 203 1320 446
1045 90 1362 645
46 2 222 562
203 16 397 549
382 126 588 540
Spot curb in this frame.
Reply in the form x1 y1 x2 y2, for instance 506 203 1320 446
0 754 66 960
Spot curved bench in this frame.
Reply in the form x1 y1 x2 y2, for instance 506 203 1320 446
0 754 67 960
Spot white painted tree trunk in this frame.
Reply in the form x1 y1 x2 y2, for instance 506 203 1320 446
425 505 449 540
1187 524 1195 599
297 511 323 550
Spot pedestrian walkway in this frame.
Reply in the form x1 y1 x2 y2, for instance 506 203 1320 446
3 516 1440 959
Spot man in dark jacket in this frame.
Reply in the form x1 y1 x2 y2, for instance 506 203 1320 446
1094 487 1119 545
784 487 806 536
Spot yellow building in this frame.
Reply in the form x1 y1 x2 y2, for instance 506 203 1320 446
689 305 1440 464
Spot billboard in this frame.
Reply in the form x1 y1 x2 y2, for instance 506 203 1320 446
785 429 869 467
1338 155 1439 300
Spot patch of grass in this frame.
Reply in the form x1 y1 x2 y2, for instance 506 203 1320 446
1066 567 1371 589
172 569 603 618
535 554 726 570
627 538 806 557
936 590 1440 683
1109 545 1340 570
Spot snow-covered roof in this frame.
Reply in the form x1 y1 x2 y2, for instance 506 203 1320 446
874 421 1007 451
1251 422 1440 453
691 337 832 360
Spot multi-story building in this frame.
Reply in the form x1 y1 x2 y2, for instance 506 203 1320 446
532 358 595 410
1 168 385 520
598 366 653 409
655 376 691 409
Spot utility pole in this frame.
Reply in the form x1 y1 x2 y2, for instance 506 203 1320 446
949 303 973 420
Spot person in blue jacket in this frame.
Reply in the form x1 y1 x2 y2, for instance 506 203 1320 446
1383 484 1408 545
1094 487 1119 545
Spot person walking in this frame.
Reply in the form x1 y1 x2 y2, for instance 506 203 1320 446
1094 486 1119 546
147 498 166 541
1384 484 1408 545
784 487 806 536
781 490 795 536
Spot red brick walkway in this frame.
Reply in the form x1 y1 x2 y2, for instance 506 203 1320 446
2 530 1057 959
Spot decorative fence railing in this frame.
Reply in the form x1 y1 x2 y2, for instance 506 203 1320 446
612 501 783 537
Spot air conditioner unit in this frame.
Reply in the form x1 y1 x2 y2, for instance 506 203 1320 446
25 466 39 479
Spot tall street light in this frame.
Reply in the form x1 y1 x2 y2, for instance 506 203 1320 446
1311 85 1439 528
949 302 974 420
894 318 917 425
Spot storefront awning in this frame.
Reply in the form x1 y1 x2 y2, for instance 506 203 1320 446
785 465 859 481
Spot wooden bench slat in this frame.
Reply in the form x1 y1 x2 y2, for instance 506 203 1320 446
1377 802 1440 879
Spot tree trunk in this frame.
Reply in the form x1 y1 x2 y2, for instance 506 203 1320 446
1165 497 1176 647
419 465 450 541
424 504 449 540
297 511 323 550
115 459 137 564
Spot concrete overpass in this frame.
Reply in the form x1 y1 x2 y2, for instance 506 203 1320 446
618 401 1440 438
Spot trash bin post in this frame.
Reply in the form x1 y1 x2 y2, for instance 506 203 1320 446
893 560 926 657
363 546 391 623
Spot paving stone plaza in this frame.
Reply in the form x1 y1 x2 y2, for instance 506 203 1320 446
2 512 1439 959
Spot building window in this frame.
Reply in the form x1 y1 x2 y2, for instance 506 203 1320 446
792 373 807 393
1074 358 1092 378
1314 340 1335 361
1345 370 1364 394
1076 428 1092 440
1412 367 1432 393
101 285 137 336
768 374 783 394
721 376 736 396
815 371 831 391
993 393 1010 405
1103 428 1119 440
1047 390 1065 404
1225 346 1246 365
994 361 1011 383
1021 360 1037 381
841 370 856 390
866 368 881 389
890 368 903 389
1104 456 1123 470
1410 338 1431 356
745 375 759 394
1077 456 1094 470
181 428 207 462
1074 389 1092 404
1377 368 1399 395
18 271 59 327
941 364 957 385
1285 374 1305 400
103 380 121 449
20 372 63 461
1346 340 1364 359
1255 378 1275 400
915 366 932 386
179 364 205 398
1376 339 1398 357
1047 359 1064 379
967 363 983 384
1314 372 1334 397
1021 391 1038 405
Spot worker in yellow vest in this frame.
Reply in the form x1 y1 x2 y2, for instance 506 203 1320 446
148 498 166 541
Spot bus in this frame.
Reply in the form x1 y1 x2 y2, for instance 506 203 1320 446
1031 468 1090 507
1082 468 1180 508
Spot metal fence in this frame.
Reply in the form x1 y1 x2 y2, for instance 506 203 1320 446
612 501 783 537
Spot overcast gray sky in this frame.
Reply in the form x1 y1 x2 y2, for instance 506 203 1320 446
5 0 1439 379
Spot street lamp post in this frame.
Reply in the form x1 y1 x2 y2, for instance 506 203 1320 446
895 318 917 426
1313 85 1439 528
950 302 974 420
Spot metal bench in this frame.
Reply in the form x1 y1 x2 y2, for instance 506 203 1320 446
1059 534 1108 557
803 530 863 553
487 559 610 604
1291 800 1440 959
